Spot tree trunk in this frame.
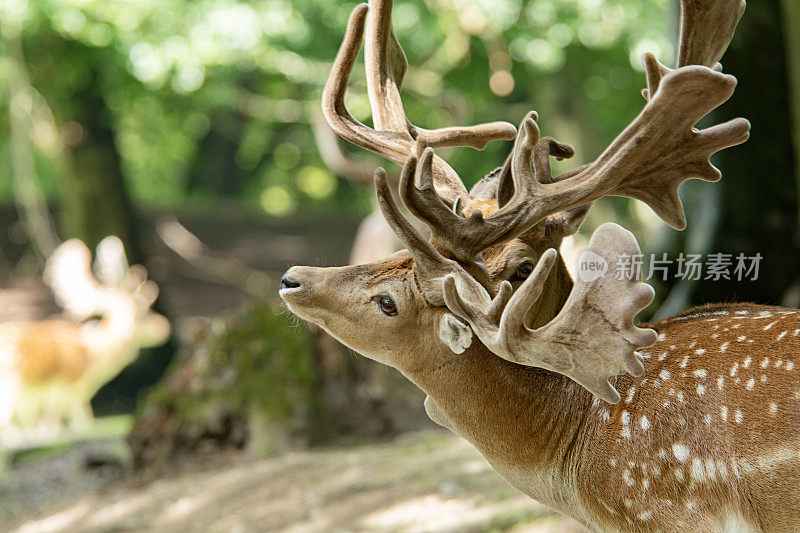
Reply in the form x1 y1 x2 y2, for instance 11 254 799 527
781 0 800 218
58 67 137 257
693 0 800 307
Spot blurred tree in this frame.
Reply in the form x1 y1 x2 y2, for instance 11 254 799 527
692 0 800 307
0 0 671 222
782 0 800 208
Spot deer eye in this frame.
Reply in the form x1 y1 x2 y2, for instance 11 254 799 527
372 295 398 316
514 261 535 280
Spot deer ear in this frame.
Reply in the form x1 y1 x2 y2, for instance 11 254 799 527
439 313 473 354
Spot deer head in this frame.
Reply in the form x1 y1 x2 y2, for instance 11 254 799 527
44 236 170 351
282 0 748 402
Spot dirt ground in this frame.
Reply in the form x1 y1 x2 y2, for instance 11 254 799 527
5 431 588 533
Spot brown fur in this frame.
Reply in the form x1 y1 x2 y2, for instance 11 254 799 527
10 321 90 382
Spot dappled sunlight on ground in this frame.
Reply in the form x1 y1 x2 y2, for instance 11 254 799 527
7 431 587 532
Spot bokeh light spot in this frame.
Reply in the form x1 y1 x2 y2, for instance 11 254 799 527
297 166 336 199
260 186 295 216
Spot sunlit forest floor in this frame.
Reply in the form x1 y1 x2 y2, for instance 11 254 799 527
3 430 586 533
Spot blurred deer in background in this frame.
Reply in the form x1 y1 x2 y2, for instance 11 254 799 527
0 237 169 442
277 0 800 530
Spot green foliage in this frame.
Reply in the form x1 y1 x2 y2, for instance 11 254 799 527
0 0 671 218
148 303 312 421
221 304 314 418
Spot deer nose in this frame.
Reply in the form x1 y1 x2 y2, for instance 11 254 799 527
280 275 301 290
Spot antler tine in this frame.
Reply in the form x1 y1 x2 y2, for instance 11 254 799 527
377 161 495 305
642 0 745 100
443 223 657 404
364 0 409 133
322 1 517 204
677 0 746 69
322 4 411 164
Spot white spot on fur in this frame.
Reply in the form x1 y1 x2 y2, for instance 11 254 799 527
623 469 635 486
638 511 653 521
691 459 706 481
730 363 739 377
624 498 633 508
694 369 707 378
695 348 706 355
777 331 788 341
721 406 729 422
677 391 685 403
761 357 770 369
720 342 729 353
672 443 690 462
717 376 725 390
743 357 751 368
640 415 650 431
625 387 636 404
697 384 706 396
660 370 670 381
769 403 778 414
764 320 778 330
735 410 743 424
716 461 728 480
746 378 755 391
787 361 795 371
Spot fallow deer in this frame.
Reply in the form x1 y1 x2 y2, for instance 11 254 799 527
0 237 169 443
278 1 800 530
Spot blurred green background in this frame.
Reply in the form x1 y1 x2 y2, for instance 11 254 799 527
0 0 680 240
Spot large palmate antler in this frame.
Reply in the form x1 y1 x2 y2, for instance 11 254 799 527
398 0 748 264
443 224 657 403
400 67 748 264
322 0 517 204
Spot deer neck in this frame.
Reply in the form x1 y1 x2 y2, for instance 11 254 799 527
406 258 594 517
410 347 594 516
